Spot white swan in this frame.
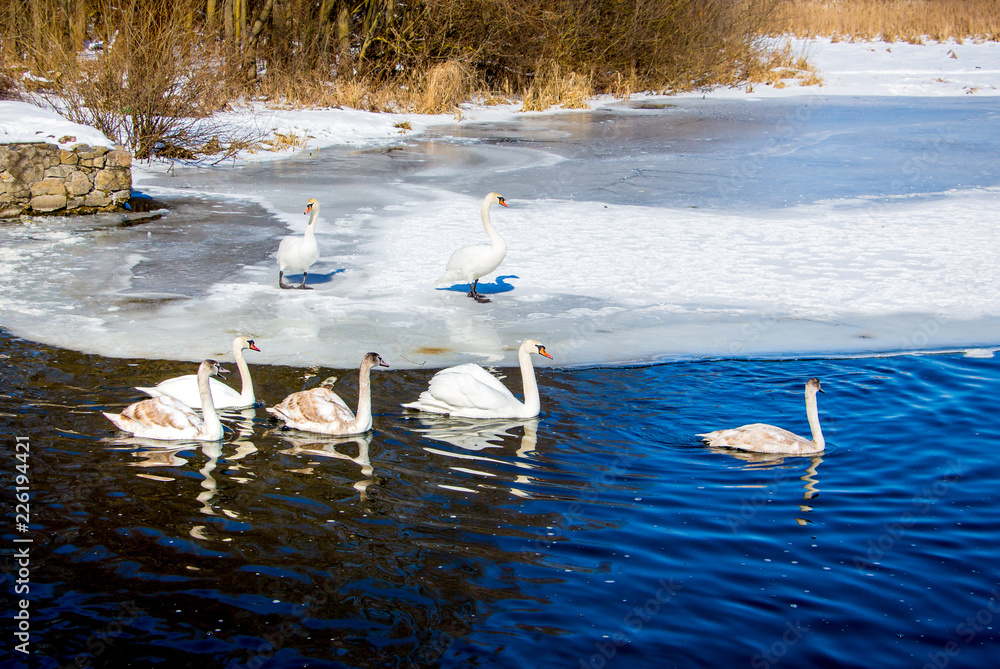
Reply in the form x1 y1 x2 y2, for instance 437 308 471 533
136 336 260 410
402 339 552 419
436 192 508 302
104 360 228 441
278 198 321 289
268 352 389 436
698 378 826 455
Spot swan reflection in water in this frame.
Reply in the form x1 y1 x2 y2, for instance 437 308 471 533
274 431 376 500
104 409 260 532
707 447 824 525
411 417 539 498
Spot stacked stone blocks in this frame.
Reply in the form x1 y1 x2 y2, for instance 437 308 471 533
0 141 132 217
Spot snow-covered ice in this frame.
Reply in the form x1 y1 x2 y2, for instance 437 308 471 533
1 38 999 369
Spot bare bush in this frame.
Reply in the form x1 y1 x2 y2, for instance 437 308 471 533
21 0 975 125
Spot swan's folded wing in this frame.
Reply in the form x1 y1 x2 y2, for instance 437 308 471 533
272 388 353 423
427 364 516 411
701 423 810 453
122 396 200 431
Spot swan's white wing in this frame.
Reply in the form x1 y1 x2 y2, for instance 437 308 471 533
424 364 519 413
277 235 319 273
137 375 244 409
699 423 818 454
438 244 506 283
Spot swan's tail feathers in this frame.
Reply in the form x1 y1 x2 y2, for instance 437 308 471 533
435 270 463 285
103 412 129 432
401 393 452 415
697 430 723 442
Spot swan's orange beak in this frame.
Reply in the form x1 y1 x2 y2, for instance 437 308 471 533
537 345 552 359
304 203 313 215
248 341 261 352
498 197 509 207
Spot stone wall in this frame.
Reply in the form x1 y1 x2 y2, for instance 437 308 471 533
0 142 132 218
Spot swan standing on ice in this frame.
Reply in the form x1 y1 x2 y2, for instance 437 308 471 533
278 198 321 289
698 378 826 455
136 336 261 410
104 360 228 441
402 339 552 419
268 352 389 436
437 192 508 303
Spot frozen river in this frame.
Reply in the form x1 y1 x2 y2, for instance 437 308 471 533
2 95 999 368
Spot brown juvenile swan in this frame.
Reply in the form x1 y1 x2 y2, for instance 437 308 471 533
698 378 826 455
268 353 389 436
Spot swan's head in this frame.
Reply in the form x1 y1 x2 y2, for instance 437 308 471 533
304 198 318 215
236 336 260 353
806 377 823 394
200 359 229 379
523 339 553 359
488 192 508 208
363 352 390 369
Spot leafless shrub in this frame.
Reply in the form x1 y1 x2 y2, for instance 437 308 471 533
18 0 992 122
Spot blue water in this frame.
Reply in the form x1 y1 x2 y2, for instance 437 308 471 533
3 95 1000 668
2 330 999 668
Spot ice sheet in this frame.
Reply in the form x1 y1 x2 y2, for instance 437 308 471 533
2 38 999 369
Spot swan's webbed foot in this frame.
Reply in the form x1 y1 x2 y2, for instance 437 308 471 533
297 284 313 290
468 279 491 303
297 273 313 289
279 271 294 289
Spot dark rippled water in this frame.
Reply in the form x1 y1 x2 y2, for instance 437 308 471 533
2 328 999 668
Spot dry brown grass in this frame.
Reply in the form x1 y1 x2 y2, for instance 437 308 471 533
521 63 593 112
742 39 824 90
415 61 477 114
778 0 1000 42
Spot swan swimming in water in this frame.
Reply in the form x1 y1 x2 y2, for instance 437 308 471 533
698 378 826 455
278 198 321 289
268 352 389 436
402 339 552 419
104 360 228 441
135 336 260 410
436 192 508 303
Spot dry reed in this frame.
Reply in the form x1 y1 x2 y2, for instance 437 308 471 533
777 0 1000 42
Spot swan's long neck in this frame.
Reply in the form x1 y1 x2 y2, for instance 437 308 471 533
517 345 541 418
805 389 824 449
232 342 255 404
353 360 374 431
305 205 319 237
198 365 223 440
481 199 505 251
